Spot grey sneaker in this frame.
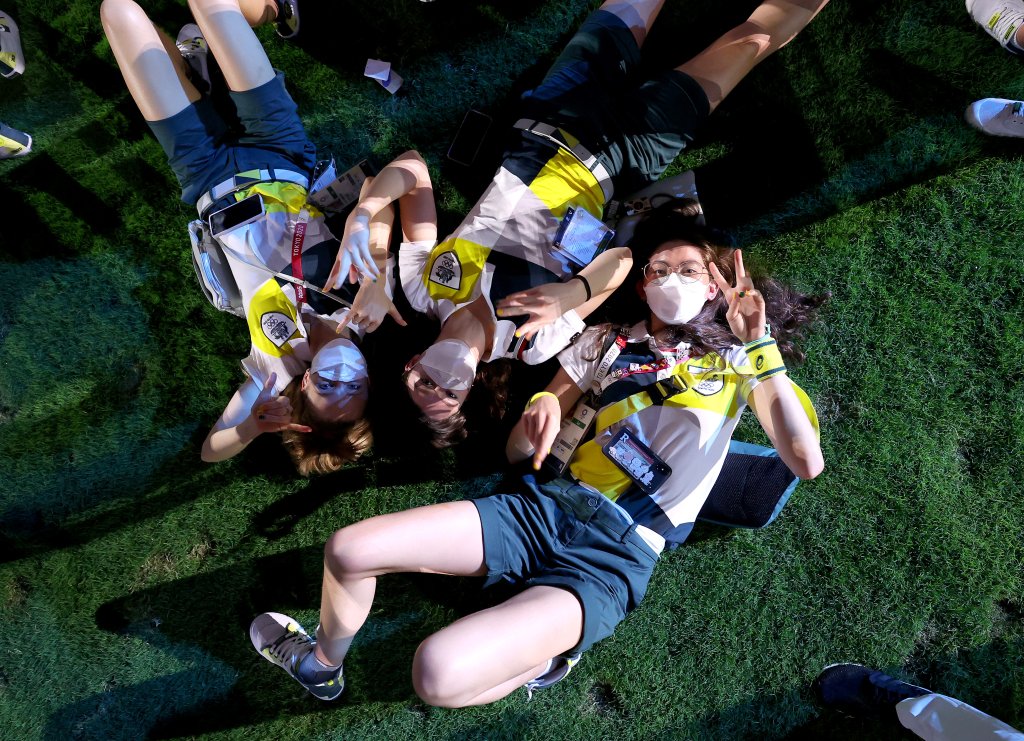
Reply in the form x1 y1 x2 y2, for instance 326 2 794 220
0 10 25 78
0 121 31 159
175 23 210 95
274 0 299 39
524 653 581 700
249 612 344 701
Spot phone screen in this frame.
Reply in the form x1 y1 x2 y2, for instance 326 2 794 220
447 110 492 166
208 193 265 237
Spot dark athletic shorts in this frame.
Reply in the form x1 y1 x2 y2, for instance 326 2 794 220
147 71 317 206
519 9 711 197
472 475 658 656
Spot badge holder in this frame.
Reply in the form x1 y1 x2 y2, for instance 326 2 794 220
551 206 615 267
602 428 672 495
544 397 598 476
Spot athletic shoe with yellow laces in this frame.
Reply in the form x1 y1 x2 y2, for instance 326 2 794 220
0 10 25 78
967 0 1024 54
0 122 31 159
249 612 344 700
274 0 299 39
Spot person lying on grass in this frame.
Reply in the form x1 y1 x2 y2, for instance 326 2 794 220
101 0 392 475
250 0 829 706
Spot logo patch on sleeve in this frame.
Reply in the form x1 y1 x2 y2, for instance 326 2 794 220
689 367 725 396
261 312 299 348
428 251 462 290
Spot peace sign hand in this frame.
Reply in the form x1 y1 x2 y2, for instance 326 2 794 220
251 372 313 435
708 249 766 344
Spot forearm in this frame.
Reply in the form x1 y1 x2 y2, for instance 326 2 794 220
353 150 430 222
750 376 823 479
575 247 633 319
201 416 261 462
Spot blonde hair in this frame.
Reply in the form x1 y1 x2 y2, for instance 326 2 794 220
279 376 373 476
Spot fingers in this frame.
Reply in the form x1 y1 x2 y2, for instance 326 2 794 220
387 301 408 327
531 413 560 470
734 249 746 280
708 261 731 299
332 252 353 289
284 423 313 433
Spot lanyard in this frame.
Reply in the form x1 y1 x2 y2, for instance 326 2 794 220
290 208 310 305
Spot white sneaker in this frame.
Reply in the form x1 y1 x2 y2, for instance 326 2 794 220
0 10 25 78
965 98 1024 137
966 0 1024 53
176 23 210 94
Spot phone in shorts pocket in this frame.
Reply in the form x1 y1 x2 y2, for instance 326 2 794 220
447 109 492 166
602 428 672 495
208 193 266 238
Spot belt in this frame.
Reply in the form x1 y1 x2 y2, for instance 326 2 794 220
196 168 309 217
513 118 614 202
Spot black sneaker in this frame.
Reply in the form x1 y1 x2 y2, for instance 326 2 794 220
814 663 929 717
250 612 344 700
274 0 299 39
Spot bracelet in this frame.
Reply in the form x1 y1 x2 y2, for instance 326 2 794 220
526 391 559 410
743 336 787 381
570 274 592 301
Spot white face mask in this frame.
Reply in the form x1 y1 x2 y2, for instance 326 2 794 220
418 339 478 391
644 274 709 325
310 338 367 383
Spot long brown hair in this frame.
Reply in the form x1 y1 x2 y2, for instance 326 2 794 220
279 376 373 476
616 200 828 363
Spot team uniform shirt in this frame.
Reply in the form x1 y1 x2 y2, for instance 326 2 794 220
398 135 605 364
558 322 817 555
214 181 376 395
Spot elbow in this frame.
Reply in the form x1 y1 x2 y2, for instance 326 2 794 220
792 450 824 481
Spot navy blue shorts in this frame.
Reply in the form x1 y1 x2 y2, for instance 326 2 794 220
519 9 711 196
472 475 658 655
147 71 317 206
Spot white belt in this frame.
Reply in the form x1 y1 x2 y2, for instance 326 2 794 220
196 168 309 217
513 118 614 201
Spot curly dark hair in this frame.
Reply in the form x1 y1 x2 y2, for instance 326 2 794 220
611 199 828 364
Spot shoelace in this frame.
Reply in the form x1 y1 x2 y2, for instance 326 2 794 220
988 5 1024 41
1006 101 1024 122
265 627 312 668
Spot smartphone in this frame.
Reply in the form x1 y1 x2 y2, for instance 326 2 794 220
602 428 672 495
447 109 492 166
208 193 265 238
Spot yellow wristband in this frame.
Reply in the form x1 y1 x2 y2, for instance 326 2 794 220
526 391 559 410
743 336 787 381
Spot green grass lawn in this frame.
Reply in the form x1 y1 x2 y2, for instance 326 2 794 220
1 0 1023 738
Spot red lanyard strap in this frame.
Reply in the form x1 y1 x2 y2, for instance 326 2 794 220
290 208 310 305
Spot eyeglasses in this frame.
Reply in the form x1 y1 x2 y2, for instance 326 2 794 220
642 260 709 284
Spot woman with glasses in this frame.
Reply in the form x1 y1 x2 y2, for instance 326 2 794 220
250 0 829 707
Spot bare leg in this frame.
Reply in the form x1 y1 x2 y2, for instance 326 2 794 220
412 585 584 707
100 0 199 121
187 0 274 92
599 0 666 48
238 0 277 27
313 501 487 667
678 0 831 113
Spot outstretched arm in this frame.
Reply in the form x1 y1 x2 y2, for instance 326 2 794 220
328 150 437 287
496 247 633 340
506 368 584 469
201 372 311 462
708 250 823 480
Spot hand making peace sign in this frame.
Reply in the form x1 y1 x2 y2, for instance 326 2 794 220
708 249 767 345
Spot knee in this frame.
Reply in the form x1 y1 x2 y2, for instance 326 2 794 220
323 526 371 578
99 0 145 33
411 635 468 708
